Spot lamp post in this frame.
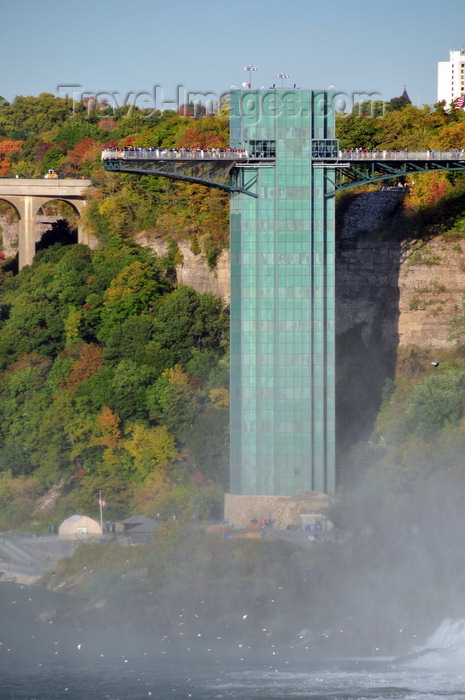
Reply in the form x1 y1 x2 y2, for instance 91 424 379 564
243 65 257 89
277 72 289 88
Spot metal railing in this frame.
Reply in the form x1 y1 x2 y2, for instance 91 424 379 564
333 150 465 161
103 148 465 163
102 148 250 161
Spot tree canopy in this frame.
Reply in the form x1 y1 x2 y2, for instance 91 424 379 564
0 239 230 526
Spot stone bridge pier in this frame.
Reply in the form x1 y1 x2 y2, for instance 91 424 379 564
0 179 91 268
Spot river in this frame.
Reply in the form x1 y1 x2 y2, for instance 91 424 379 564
1 582 465 699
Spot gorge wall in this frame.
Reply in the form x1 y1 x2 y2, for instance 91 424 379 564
143 190 465 354
336 190 465 352
142 191 465 450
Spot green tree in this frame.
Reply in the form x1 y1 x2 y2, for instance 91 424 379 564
146 365 202 441
187 405 229 484
336 113 380 150
109 359 156 422
98 259 171 340
151 285 228 367
53 120 104 150
378 369 465 445
0 443 34 476
0 94 75 138
406 370 465 439
48 244 94 306
103 315 157 365
0 296 64 362
376 105 445 150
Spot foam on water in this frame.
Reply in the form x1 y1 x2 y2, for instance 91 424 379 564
407 617 465 671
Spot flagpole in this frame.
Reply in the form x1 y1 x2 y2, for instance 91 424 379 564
99 490 103 532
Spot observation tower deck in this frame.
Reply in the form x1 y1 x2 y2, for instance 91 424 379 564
102 148 275 197
313 149 465 192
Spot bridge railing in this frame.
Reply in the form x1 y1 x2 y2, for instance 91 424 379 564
102 148 250 161
104 148 465 162
327 150 465 161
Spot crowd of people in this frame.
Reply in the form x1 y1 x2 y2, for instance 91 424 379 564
101 147 249 160
338 148 465 159
102 146 465 161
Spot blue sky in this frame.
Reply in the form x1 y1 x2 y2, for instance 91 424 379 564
2 0 464 109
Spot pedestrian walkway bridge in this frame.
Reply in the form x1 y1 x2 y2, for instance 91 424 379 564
101 148 273 196
102 148 465 196
314 149 465 193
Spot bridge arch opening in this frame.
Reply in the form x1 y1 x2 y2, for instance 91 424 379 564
0 200 20 269
35 199 79 255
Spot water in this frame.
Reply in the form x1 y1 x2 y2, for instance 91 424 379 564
1 583 465 700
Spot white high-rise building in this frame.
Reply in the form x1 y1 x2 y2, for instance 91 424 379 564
438 48 465 106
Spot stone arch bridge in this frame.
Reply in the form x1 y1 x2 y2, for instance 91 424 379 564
0 178 91 269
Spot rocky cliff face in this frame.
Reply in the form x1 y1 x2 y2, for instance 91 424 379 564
143 191 465 353
337 189 465 447
336 190 465 351
135 234 231 303
141 192 465 449
0 214 20 257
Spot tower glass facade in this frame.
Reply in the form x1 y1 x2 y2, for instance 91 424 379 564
230 89 336 496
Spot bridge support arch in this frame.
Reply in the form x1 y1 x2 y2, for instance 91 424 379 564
0 179 91 268
5 195 88 269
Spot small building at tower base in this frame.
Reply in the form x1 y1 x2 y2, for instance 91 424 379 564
224 491 334 530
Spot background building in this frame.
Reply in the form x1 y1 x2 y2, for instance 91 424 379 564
437 48 465 106
228 88 336 499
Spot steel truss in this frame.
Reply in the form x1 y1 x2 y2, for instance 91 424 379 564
313 158 465 195
102 158 273 197
104 154 465 198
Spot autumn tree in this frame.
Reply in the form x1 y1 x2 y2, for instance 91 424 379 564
61 343 104 395
122 423 177 481
93 406 122 451
0 139 24 175
64 137 102 175
176 115 228 149
432 122 465 150
376 104 446 151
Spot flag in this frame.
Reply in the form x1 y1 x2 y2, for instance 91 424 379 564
455 95 465 109
98 497 106 507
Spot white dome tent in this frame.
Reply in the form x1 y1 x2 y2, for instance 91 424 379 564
58 514 102 539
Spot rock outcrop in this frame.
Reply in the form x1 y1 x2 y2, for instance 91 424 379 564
336 190 465 350
136 234 231 303
139 191 465 353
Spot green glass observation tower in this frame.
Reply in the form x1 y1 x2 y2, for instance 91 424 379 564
229 88 337 496
101 94 465 502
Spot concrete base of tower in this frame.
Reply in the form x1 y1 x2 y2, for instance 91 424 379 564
224 491 335 531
